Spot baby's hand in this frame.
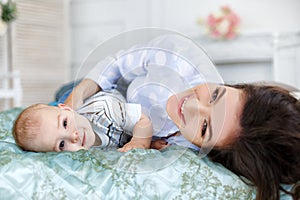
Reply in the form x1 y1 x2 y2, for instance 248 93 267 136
118 141 150 152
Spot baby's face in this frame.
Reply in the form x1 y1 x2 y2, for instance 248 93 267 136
31 104 96 152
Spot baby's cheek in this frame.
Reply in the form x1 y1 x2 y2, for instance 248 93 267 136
74 114 86 127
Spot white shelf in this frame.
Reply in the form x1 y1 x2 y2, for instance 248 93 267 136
193 33 274 84
195 33 273 64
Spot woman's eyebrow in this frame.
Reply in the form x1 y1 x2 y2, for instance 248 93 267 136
208 87 227 143
214 87 226 104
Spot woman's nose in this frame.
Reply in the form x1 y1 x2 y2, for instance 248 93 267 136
198 102 210 115
186 97 209 115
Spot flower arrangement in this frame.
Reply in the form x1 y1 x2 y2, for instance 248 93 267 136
199 5 240 40
0 0 17 36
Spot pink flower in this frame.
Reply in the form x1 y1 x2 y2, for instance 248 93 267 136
205 5 240 39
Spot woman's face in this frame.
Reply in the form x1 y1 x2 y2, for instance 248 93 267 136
166 83 244 148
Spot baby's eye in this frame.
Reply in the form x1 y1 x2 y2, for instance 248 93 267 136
59 141 65 151
63 119 67 129
202 120 208 137
209 88 219 103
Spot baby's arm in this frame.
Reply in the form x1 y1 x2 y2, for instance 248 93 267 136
118 113 153 152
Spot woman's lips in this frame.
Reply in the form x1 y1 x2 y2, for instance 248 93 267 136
177 95 192 125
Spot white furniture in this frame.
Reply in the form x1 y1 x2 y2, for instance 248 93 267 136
195 33 274 84
0 71 22 110
195 32 300 90
0 0 70 110
70 0 300 89
0 23 22 111
273 31 300 89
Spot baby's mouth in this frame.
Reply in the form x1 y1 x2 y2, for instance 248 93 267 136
82 131 86 147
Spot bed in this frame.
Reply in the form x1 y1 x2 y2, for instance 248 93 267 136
0 29 296 199
0 107 296 199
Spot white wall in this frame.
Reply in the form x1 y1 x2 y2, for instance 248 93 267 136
70 0 300 88
71 0 300 54
152 0 300 36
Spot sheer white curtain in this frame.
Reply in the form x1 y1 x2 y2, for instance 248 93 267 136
0 0 70 110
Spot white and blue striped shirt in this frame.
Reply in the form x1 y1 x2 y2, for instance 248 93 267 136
77 90 141 148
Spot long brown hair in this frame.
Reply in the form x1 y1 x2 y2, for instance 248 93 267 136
208 84 300 200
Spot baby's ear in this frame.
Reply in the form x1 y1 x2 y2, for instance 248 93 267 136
57 103 73 111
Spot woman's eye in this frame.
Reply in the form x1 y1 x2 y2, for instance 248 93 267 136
202 120 208 137
210 88 219 103
63 119 67 129
59 141 65 151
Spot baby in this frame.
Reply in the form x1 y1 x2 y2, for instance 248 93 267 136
12 90 153 152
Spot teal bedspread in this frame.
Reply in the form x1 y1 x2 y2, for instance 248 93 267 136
0 108 291 199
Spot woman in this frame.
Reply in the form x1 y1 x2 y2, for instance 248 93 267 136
65 34 299 200
166 83 300 200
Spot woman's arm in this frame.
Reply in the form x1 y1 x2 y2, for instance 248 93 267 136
64 78 101 110
84 35 205 92
66 35 204 109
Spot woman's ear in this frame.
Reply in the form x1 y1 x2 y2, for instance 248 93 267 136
57 103 73 111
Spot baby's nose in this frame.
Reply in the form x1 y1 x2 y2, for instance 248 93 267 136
71 131 79 143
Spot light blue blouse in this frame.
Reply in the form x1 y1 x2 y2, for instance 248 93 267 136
86 34 221 150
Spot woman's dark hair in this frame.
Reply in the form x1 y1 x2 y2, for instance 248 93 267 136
208 84 300 200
